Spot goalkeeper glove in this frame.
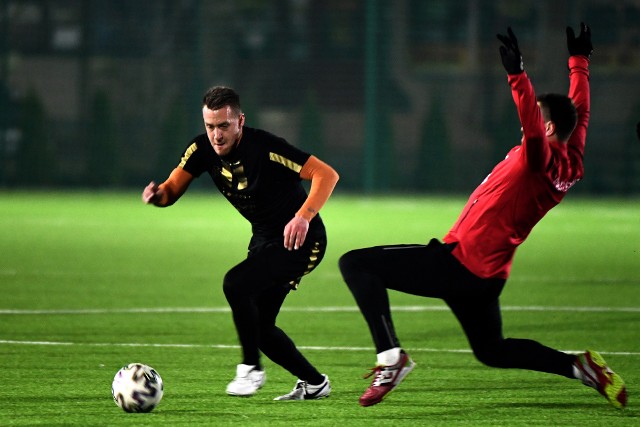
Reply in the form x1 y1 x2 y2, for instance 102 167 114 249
566 22 593 59
497 27 524 74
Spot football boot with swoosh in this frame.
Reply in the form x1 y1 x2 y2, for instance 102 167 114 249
273 374 331 401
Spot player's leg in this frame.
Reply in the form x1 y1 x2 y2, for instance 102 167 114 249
446 293 577 375
224 234 325 363
338 239 452 406
339 239 453 353
223 257 270 396
256 236 330 400
255 287 323 382
254 285 330 400
226 235 329 395
223 258 265 368
447 290 627 408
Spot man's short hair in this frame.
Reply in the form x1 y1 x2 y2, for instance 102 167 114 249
536 93 578 142
202 86 242 115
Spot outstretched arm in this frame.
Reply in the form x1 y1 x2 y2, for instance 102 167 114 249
566 22 592 167
497 27 548 171
142 167 194 207
283 155 339 250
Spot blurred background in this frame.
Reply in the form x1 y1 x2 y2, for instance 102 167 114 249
1 0 639 194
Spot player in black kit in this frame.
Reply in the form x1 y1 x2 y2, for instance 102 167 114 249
143 86 339 400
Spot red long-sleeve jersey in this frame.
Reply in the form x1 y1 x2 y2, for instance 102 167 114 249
443 56 590 279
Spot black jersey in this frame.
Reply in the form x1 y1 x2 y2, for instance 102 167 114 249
177 126 325 239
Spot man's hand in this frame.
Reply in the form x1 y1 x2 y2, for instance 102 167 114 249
142 181 164 205
283 215 309 251
566 22 593 59
497 27 524 74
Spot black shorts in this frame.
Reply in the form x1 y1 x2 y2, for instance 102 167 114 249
244 233 327 290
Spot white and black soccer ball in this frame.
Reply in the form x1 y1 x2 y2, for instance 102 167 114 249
111 363 164 413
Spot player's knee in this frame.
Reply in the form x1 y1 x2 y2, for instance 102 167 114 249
222 267 247 300
471 344 506 368
338 249 365 276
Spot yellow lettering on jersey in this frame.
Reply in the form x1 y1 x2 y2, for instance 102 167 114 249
222 161 248 190
178 143 198 168
221 164 233 186
235 164 248 190
269 152 302 173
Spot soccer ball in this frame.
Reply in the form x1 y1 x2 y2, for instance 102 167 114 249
111 363 164 413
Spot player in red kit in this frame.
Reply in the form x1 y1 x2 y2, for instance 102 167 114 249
339 23 627 409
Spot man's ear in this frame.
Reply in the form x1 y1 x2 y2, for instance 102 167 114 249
545 121 556 137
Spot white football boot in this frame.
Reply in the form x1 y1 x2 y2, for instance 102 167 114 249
226 364 266 396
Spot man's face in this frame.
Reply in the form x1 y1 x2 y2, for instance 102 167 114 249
202 105 244 157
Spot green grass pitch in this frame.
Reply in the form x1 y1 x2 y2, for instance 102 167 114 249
0 191 639 426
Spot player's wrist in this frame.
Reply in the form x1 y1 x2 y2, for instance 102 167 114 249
295 210 314 222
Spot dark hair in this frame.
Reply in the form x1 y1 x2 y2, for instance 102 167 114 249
536 93 577 142
202 86 242 115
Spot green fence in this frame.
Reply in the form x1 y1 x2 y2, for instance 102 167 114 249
1 0 639 193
